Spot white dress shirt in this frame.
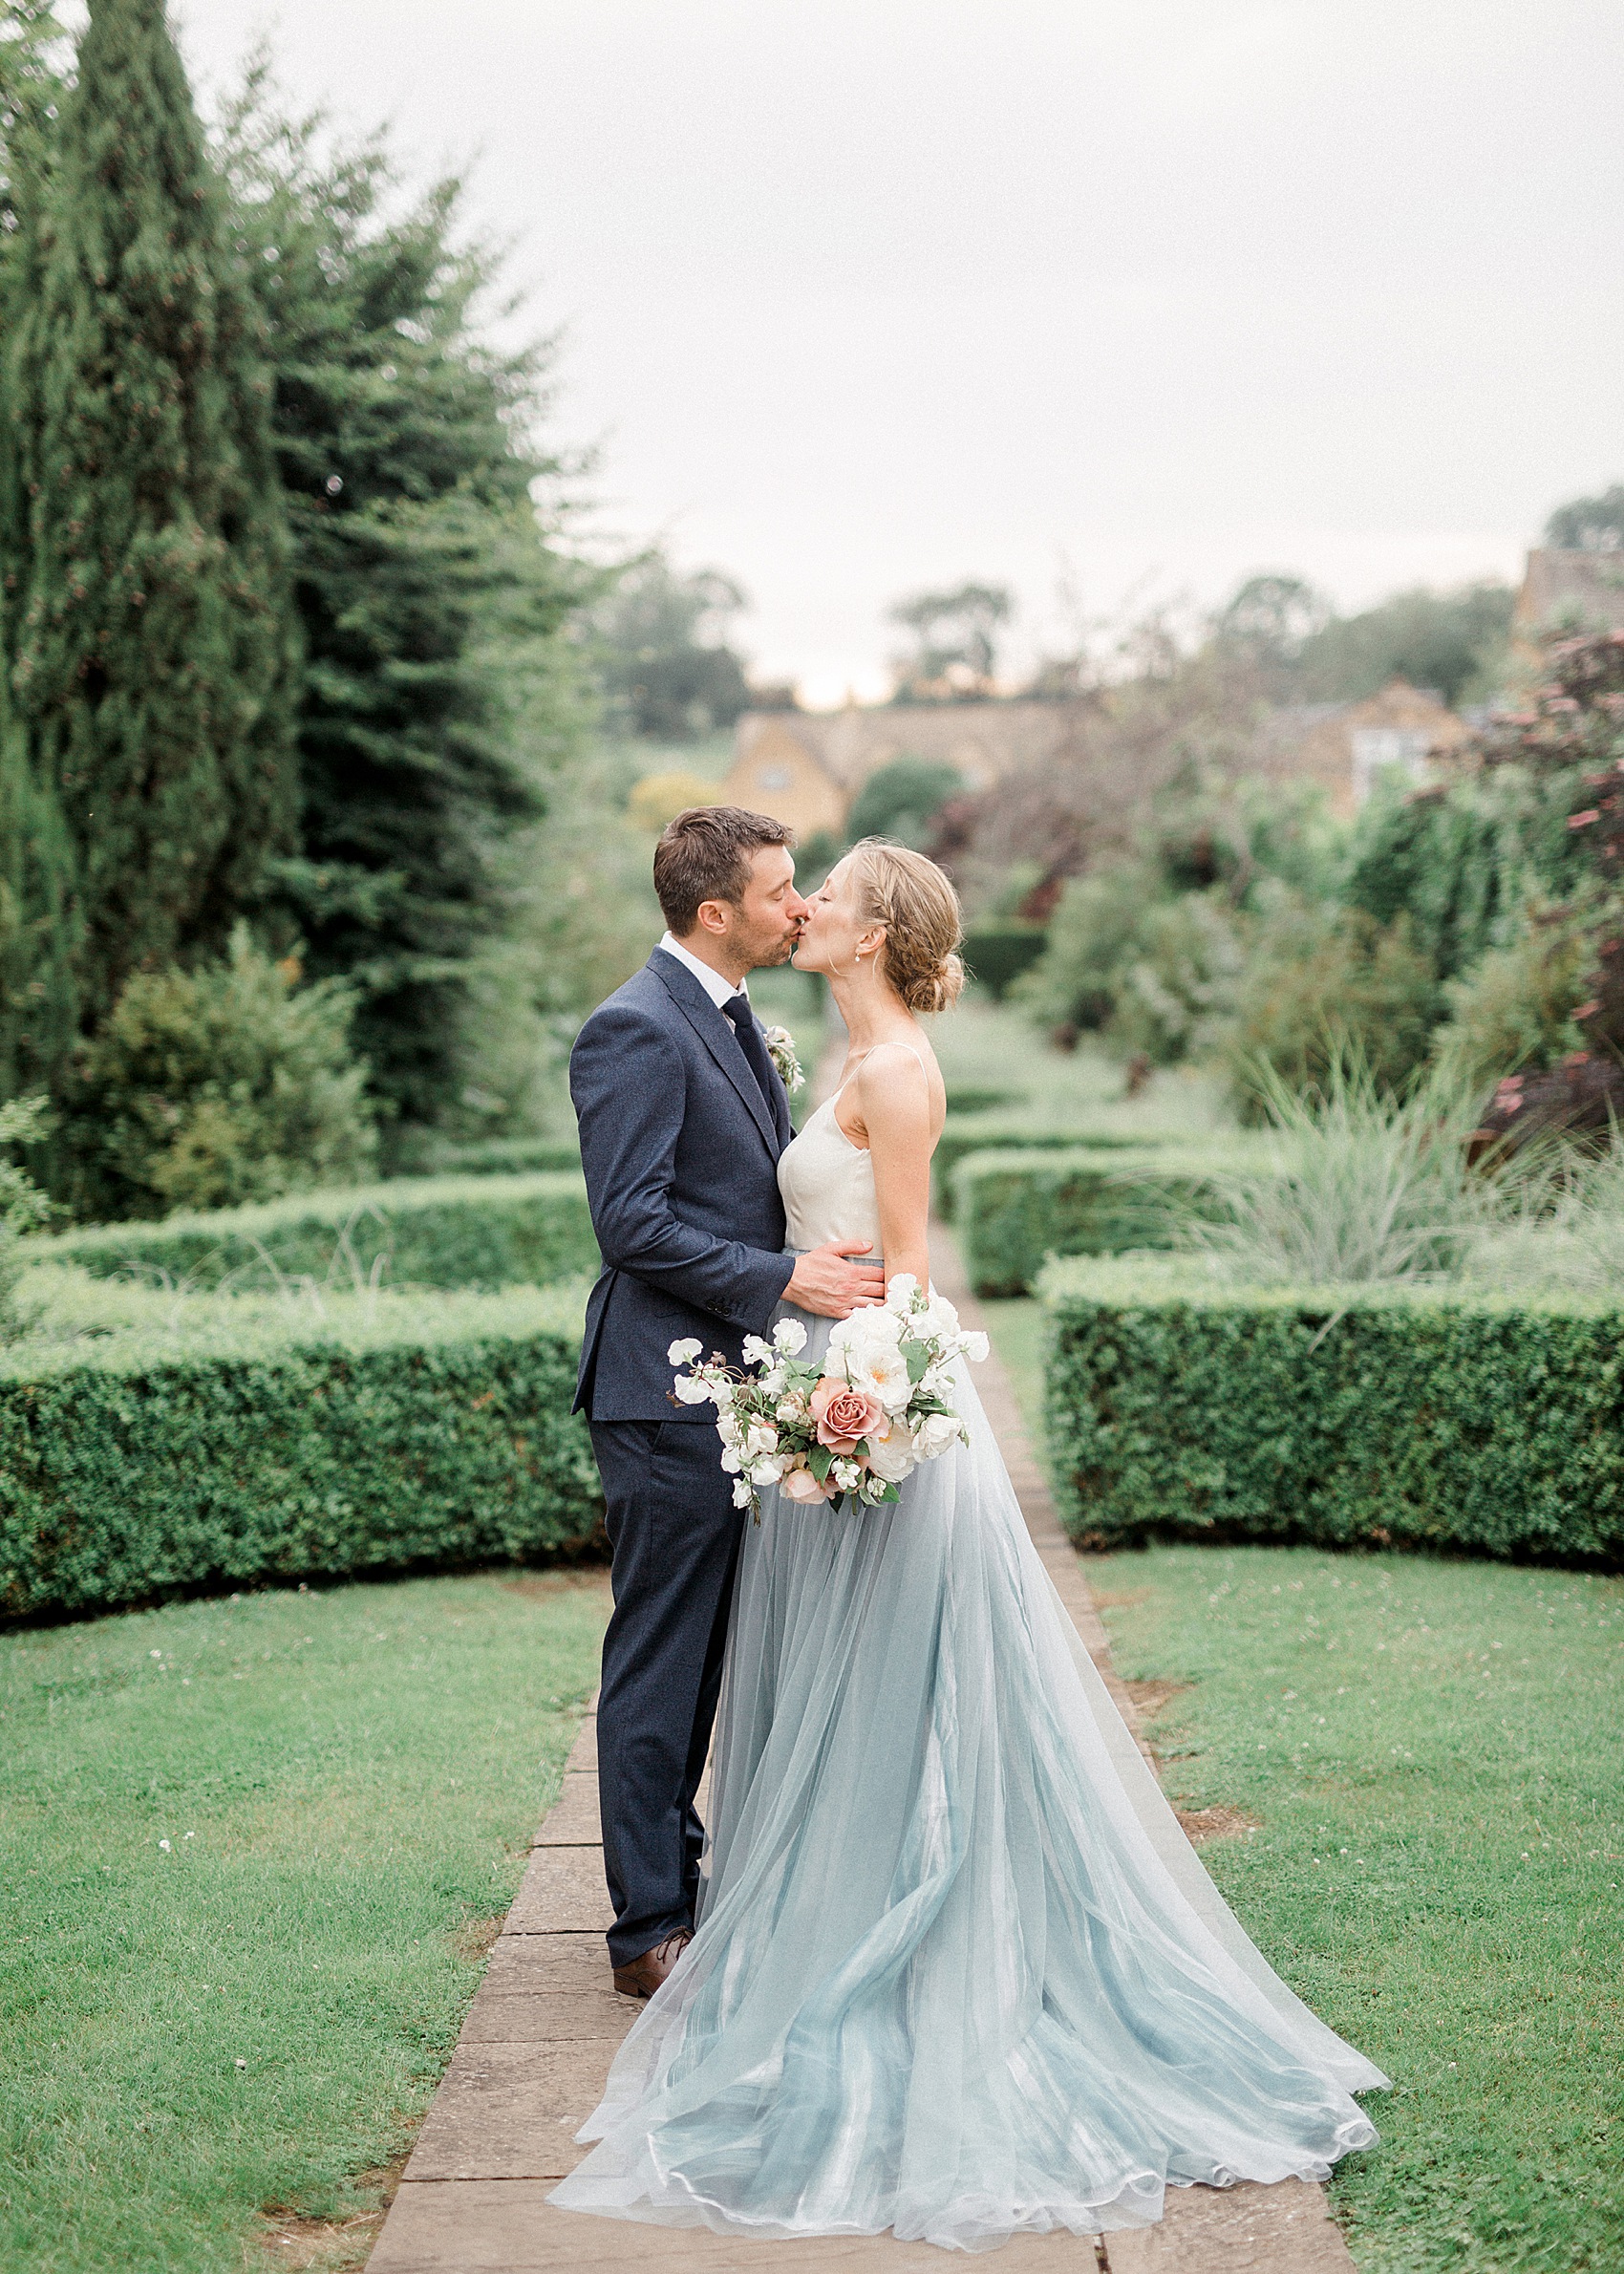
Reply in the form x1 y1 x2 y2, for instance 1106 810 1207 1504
658 931 748 1013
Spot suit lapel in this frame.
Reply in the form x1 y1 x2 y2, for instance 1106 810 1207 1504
649 952 781 1158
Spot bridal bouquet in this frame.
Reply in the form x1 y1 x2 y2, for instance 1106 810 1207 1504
670 1275 989 1520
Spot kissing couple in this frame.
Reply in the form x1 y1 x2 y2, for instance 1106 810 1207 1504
552 804 1385 2251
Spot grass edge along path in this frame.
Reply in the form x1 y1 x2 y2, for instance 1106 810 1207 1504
1092 1544 1624 2274
0 1569 609 2274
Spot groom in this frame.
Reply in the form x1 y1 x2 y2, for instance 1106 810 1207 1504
570 804 884 1997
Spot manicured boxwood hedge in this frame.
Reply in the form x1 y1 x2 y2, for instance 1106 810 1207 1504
960 926 1048 999
1042 1256 1624 1563
0 1281 602 1619
29 1171 598 1294
412 1135 581 1178
953 1141 1271 1294
932 1123 1163 1216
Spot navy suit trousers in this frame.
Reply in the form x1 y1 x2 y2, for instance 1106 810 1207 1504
589 1418 744 1966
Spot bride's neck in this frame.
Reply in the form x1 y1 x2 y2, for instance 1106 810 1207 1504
828 971 912 1054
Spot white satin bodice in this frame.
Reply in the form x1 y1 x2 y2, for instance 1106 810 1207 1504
777 1092 880 1253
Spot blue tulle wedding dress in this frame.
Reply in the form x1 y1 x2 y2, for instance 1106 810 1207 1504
549 1073 1386 2252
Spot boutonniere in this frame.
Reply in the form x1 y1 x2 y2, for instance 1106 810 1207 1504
762 1025 805 1094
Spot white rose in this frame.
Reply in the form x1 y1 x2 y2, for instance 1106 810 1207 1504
863 1416 917 1484
851 1344 912 1414
741 1334 774 1367
913 1411 963 1460
673 1374 713 1405
773 1318 808 1355
668 1337 703 1365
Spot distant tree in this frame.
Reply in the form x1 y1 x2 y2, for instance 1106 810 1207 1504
0 0 300 1118
216 69 580 1134
887 581 1013 700
1545 484 1624 552
1293 583 1516 707
1212 574 1330 678
592 551 753 740
845 758 963 850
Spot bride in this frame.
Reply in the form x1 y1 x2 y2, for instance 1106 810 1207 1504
549 839 1386 2252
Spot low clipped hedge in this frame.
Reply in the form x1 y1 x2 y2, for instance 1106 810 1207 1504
953 1141 1271 1294
0 1278 602 1619
960 927 1048 999
932 1123 1163 1215
29 1170 598 1294
411 1135 581 1178
1042 1256 1624 1563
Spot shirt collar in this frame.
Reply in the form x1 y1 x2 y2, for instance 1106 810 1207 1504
658 931 747 1012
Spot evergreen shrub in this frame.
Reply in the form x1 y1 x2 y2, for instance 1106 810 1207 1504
953 1143 1268 1295
66 927 376 1221
33 1170 596 1293
0 1279 600 1618
932 1122 1160 1216
413 1134 581 1179
960 928 1048 1000
1042 1256 1624 1563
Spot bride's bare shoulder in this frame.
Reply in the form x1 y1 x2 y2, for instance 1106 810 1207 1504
855 1038 946 1126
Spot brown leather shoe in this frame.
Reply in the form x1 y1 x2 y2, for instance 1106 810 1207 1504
611 1928 693 1999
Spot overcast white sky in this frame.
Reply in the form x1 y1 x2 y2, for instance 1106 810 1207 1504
176 0 1624 704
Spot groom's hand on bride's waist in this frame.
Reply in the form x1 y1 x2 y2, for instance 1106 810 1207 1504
782 1241 887 1319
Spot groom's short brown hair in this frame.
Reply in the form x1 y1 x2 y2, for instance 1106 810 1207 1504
653 805 796 935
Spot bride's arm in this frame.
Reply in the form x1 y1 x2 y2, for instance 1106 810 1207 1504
857 1048 934 1292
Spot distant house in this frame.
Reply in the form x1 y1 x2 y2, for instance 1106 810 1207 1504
1513 547 1624 655
720 698 1083 836
1257 680 1472 818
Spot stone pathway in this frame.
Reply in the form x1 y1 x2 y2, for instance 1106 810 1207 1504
366 1230 1357 2273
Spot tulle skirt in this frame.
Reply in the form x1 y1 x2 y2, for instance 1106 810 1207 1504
548 1314 1385 2252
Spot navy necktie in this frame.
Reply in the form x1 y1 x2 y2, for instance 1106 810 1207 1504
723 993 778 1117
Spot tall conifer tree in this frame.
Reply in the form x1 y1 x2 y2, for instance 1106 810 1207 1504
0 0 298 1100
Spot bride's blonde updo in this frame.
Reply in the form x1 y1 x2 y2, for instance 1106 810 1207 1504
846 838 966 1016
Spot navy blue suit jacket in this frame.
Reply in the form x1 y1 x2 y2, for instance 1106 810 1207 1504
570 950 796 1423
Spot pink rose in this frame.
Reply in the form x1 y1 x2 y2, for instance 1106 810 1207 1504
810 1375 887 1453
781 1463 838 1504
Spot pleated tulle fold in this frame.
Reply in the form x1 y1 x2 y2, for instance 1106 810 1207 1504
548 1313 1385 2251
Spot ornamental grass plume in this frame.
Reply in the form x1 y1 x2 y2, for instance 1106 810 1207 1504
1176 1049 1515 1287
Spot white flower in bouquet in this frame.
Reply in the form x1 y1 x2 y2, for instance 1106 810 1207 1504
732 1477 754 1510
745 1421 780 1456
776 1395 807 1424
884 1273 919 1312
673 1372 713 1405
773 1318 808 1355
668 1338 704 1365
741 1334 774 1366
863 1415 918 1484
851 1342 912 1414
719 1446 743 1473
832 1457 863 1492
913 1410 966 1460
960 1330 990 1363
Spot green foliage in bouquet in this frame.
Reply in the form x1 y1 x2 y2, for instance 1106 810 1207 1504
63 926 375 1221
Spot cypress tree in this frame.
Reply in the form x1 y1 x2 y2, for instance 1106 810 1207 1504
217 81 572 1133
0 0 299 1101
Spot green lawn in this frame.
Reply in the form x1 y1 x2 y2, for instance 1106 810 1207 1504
930 993 1231 1141
1093 1546 1624 2272
974 1288 1624 2270
1 1571 608 2274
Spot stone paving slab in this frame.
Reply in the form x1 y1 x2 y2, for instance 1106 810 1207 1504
370 2181 1100 2272
1103 2178 1351 2272
528 1771 601 1846
502 1847 615 1935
